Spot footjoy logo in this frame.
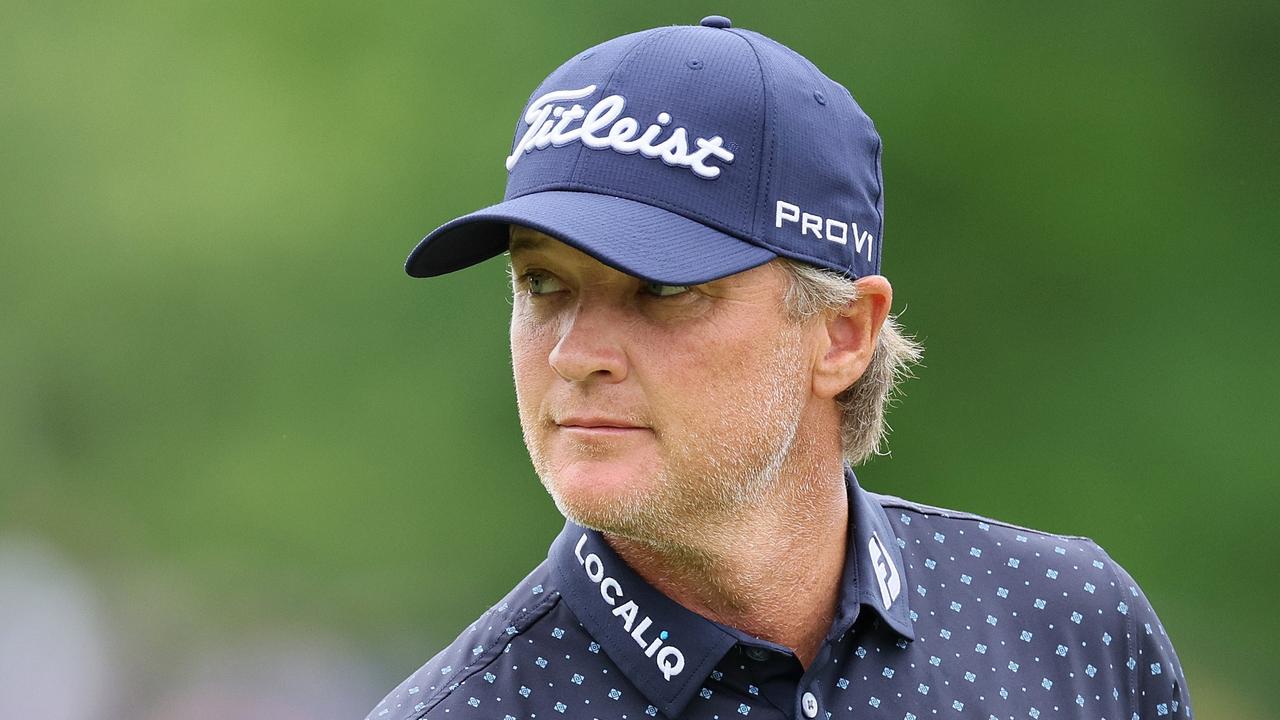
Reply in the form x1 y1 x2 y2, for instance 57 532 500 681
574 534 686 680
775 200 875 261
867 531 901 610
506 86 736 179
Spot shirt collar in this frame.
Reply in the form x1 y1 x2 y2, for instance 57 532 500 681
549 521 739 718
547 466 914 717
839 464 916 641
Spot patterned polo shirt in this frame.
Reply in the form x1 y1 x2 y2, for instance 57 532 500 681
365 468 1190 719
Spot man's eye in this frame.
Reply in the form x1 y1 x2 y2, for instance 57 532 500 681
522 272 565 295
643 282 690 297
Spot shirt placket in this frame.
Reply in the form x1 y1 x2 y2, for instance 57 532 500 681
733 643 810 720
794 636 839 720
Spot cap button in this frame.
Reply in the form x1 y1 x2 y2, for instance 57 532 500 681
699 15 732 29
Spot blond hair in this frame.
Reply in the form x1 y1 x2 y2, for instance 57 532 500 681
779 259 924 465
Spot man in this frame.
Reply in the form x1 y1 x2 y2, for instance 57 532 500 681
367 16 1190 720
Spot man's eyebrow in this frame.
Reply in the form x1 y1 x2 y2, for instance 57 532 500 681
508 233 550 254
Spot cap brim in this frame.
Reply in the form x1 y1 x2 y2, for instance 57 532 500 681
405 190 777 285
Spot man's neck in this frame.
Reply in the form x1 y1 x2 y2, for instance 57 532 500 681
602 454 850 669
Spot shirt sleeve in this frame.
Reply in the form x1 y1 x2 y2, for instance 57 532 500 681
1098 544 1193 719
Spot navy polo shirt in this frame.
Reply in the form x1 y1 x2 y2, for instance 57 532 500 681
366 468 1190 719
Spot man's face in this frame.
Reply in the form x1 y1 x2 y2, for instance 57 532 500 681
508 227 824 541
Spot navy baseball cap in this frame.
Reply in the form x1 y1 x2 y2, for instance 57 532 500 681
406 15 885 285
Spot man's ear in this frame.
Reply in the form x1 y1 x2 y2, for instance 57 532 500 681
812 275 893 400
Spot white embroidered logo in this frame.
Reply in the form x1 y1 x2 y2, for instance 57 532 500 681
775 200 876 262
574 534 686 681
505 85 735 179
868 531 902 610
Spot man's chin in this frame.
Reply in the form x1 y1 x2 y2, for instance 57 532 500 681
539 461 667 533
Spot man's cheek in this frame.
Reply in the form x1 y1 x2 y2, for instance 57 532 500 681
511 344 554 400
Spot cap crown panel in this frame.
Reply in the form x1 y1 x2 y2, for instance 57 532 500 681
504 27 764 240
740 30 885 277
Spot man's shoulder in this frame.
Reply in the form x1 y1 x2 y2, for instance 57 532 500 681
870 486 1090 538
869 490 1191 716
871 490 1097 551
870 489 1130 618
364 561 563 720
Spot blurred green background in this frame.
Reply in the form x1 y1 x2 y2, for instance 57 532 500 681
2 2 1276 718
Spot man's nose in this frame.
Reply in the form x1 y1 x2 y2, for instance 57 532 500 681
548 300 629 384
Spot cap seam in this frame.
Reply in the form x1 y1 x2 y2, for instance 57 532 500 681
569 27 681 185
725 28 772 239
872 134 885 271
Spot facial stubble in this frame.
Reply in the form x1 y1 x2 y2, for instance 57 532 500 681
519 323 814 546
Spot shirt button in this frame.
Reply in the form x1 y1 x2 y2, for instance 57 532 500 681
801 691 819 718
744 646 769 662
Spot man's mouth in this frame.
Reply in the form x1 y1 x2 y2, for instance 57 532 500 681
555 416 650 434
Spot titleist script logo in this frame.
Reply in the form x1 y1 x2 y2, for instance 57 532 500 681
574 533 686 680
776 200 875 262
505 85 735 179
867 531 902 610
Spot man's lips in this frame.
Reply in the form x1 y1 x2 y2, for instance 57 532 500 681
555 416 650 434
